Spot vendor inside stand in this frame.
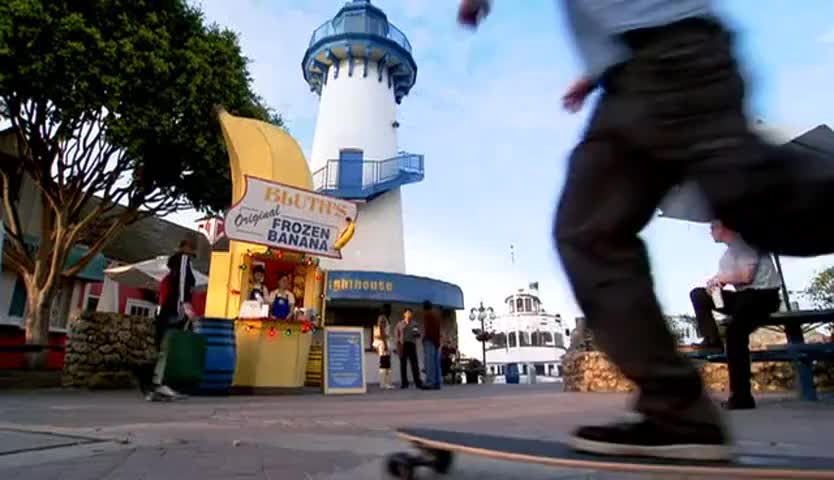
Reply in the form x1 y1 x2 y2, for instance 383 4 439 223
269 275 295 320
249 265 268 303
240 253 308 321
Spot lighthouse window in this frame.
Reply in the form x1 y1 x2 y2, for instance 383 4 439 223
508 332 517 348
516 298 524 312
343 13 364 33
367 15 387 36
524 298 532 312
519 332 531 347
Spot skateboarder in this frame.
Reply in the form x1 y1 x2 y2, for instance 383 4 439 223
458 0 834 461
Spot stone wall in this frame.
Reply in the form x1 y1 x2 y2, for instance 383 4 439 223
563 322 834 393
62 311 156 389
563 351 834 393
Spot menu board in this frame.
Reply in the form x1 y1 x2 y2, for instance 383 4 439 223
323 327 366 394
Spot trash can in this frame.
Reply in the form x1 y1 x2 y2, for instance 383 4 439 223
193 317 236 395
505 363 520 384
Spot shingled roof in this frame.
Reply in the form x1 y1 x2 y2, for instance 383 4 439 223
84 199 213 274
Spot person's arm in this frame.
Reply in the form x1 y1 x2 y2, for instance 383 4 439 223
396 322 404 354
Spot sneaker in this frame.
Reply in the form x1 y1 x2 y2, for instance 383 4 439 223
155 385 187 400
145 391 171 402
569 419 732 461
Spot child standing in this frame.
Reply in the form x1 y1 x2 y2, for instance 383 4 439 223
373 304 394 389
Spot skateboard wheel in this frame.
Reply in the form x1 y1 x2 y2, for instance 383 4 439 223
385 452 415 479
427 448 454 474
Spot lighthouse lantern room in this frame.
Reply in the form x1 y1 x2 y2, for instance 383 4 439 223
302 0 422 274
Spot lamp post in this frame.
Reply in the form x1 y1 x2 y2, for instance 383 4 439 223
469 301 496 380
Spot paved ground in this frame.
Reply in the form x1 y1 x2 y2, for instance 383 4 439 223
0 383 833 479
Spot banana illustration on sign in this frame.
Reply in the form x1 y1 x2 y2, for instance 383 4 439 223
334 216 356 250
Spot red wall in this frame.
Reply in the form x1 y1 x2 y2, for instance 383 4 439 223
84 282 148 313
1 281 208 372
83 281 206 316
0 330 66 370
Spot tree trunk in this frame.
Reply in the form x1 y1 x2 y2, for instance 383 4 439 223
23 282 55 370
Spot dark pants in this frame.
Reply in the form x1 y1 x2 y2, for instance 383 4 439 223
690 287 780 399
399 341 422 388
554 17 834 432
136 314 185 392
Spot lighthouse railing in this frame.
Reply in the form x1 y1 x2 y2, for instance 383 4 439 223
308 19 412 53
312 152 424 197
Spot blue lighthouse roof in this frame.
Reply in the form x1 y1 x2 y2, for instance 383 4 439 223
301 0 417 104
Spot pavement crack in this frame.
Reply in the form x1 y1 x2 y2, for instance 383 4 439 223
100 447 136 480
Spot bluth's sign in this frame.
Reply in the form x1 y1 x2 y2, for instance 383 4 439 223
224 176 357 259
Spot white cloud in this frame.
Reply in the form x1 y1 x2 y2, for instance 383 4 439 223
819 26 834 43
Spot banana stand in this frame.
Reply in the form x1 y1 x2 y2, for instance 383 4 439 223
204 108 356 393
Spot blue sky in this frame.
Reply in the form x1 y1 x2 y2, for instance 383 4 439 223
179 0 834 356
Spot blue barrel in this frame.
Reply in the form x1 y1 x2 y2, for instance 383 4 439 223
193 318 236 395
505 363 520 384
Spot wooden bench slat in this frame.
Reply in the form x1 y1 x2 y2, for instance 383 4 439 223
704 346 834 364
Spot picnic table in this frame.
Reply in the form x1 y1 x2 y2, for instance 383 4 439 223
687 309 834 401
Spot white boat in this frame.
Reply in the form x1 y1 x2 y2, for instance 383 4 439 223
485 282 569 383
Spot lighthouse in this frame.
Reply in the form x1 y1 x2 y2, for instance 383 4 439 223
302 0 421 274
303 1 464 388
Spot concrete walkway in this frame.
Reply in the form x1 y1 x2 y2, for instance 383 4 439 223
0 384 832 479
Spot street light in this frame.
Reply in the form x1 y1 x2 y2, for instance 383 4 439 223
469 301 496 379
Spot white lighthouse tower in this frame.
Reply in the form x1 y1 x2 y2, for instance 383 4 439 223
302 0 421 274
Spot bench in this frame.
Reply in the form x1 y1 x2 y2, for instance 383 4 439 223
686 309 834 401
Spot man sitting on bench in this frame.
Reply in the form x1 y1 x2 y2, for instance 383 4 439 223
690 220 782 410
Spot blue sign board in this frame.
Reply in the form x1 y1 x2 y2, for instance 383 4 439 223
326 271 464 309
324 327 366 394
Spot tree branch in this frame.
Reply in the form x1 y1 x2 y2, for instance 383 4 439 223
0 163 33 270
62 213 135 278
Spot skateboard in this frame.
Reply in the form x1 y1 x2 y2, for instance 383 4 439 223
386 428 834 479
